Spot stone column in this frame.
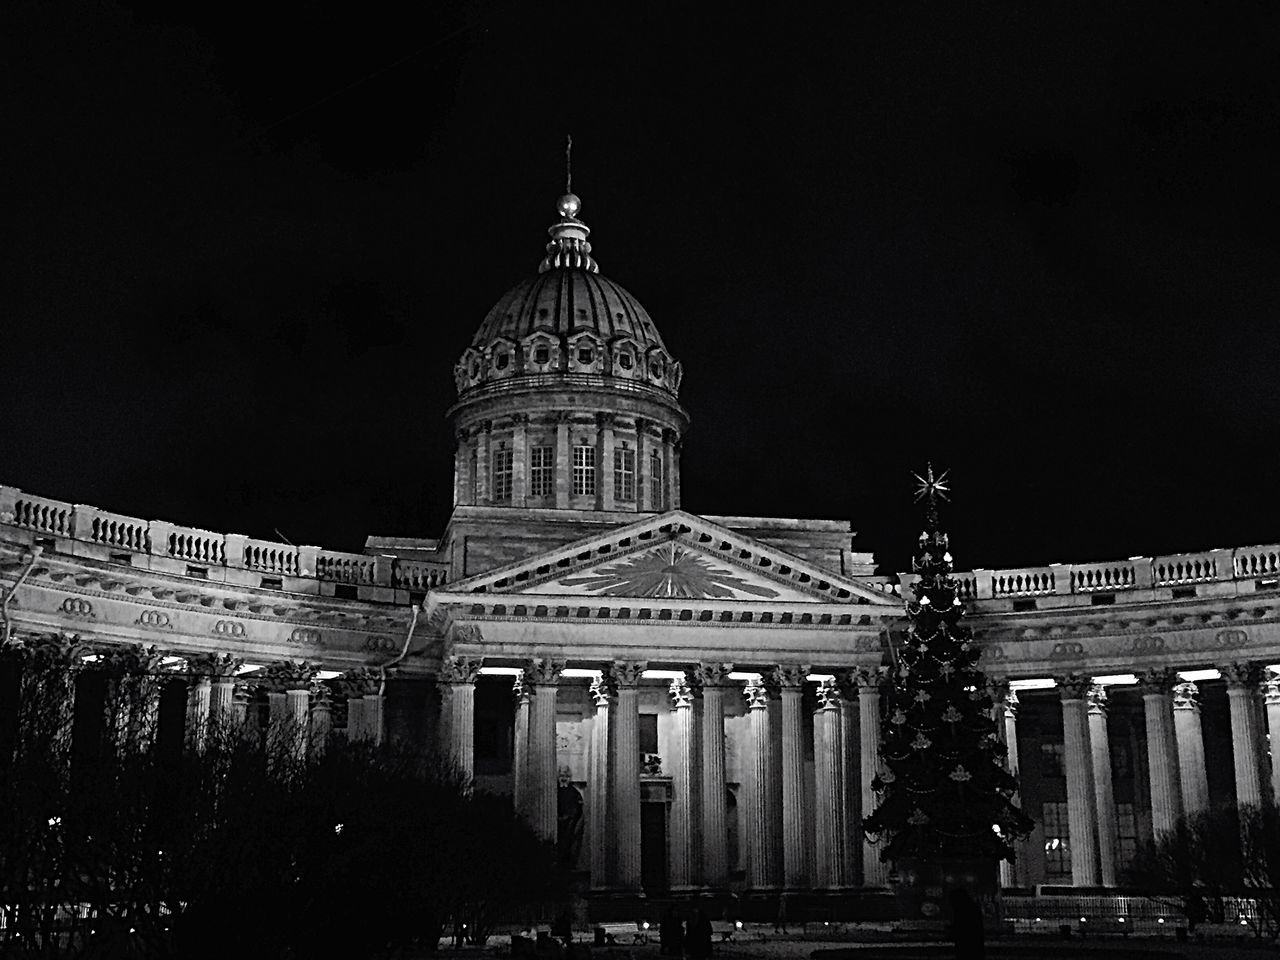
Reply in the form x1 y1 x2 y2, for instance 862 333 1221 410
775 664 810 890
339 668 378 742
310 684 332 757
1222 662 1265 809
589 671 615 890
813 678 847 889
668 674 699 889
1057 674 1099 885
513 670 532 819
346 696 365 740
856 668 888 886
1087 684 1118 887
1265 672 1280 805
186 675 212 753
441 655 484 787
599 413 617 511
1139 668 1184 838
695 662 732 887
264 660 317 763
199 653 242 739
362 693 385 745
636 418 652 512
512 414 529 506
743 675 777 889
1172 681 1210 816
612 660 646 891
554 415 571 509
527 658 565 844
991 682 1022 888
286 686 311 762
476 420 491 504
837 674 861 885
232 682 254 734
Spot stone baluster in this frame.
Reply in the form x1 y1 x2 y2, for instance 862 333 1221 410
612 660 646 891
1087 684 1118 887
588 670 615 890
440 655 484 788
813 678 847 889
1139 668 1184 837
743 675 777 889
527 658 565 844
1172 681 1210 816
990 681 1022 888
1222 662 1265 808
1057 674 1100 885
512 670 532 819
774 664 810 890
695 662 733 887
856 667 888 886
668 673 699 890
1266 671 1280 805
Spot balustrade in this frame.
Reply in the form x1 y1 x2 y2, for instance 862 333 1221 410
315 550 377 584
242 537 300 576
992 568 1056 597
1070 561 1137 593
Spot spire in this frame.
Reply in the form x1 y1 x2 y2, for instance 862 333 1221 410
538 135 598 274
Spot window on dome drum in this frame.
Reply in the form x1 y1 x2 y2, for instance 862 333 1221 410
649 449 664 509
573 445 596 497
494 351 509 370
619 352 633 370
534 345 550 364
614 447 635 501
491 447 513 503
529 445 554 498
1040 741 1065 778
652 358 664 379
1042 801 1071 879
577 346 594 365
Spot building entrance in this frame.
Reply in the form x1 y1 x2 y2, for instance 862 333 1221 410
640 800 668 894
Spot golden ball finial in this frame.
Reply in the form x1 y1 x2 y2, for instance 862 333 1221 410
556 193 581 218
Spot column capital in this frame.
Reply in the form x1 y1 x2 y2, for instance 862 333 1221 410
260 659 317 692
511 412 530 425
854 666 888 691
440 655 484 684
337 667 379 699
1087 683 1108 715
612 660 647 687
1056 673 1092 701
693 662 734 687
743 675 770 709
1138 667 1180 694
512 668 533 703
527 657 566 685
1265 675 1280 706
815 676 842 709
987 677 1011 703
589 670 616 707
232 681 254 708
189 652 244 679
1173 680 1200 711
771 663 810 688
1220 661 1263 688
669 675 695 708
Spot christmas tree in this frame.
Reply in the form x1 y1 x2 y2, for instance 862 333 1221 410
862 465 1034 866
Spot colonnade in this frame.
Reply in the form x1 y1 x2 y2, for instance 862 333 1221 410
1000 663 1280 887
439 656 893 891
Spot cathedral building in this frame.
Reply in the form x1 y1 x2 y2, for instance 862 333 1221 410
3 189 1280 897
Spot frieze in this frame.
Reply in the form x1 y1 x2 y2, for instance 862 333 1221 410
364 636 397 653
981 644 1006 662
213 619 247 638
135 609 172 629
60 596 94 618
1049 641 1085 659
289 627 321 646
1130 635 1166 654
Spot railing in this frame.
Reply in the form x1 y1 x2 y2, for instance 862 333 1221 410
992 568 1056 597
315 550 377 585
242 537 299 576
392 559 450 590
1070 560 1137 592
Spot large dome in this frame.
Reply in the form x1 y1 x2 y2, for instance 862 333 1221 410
453 194 682 402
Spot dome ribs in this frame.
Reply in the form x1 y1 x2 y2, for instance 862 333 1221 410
582 270 609 339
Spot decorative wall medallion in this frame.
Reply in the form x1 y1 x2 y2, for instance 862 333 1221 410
213 619 247 638
1131 635 1166 654
982 644 1006 661
289 627 321 646
853 636 882 653
556 543 781 599
1049 641 1085 659
364 636 397 653
1215 628 1248 648
136 609 172 629
60 596 94 618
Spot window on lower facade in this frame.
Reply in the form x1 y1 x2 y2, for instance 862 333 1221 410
1042 801 1071 879
1041 741 1065 778
491 446 513 503
649 448 664 509
614 446 635 501
573 444 596 497
1115 801 1139 871
529 445 554 498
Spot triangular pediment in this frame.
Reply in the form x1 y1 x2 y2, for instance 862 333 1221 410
441 511 899 606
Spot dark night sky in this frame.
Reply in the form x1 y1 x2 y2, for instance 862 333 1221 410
3 1 1278 575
